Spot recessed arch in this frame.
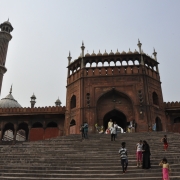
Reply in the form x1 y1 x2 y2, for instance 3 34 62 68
70 119 76 126
70 95 76 109
155 117 162 131
174 117 180 123
103 109 127 130
152 92 159 106
47 121 58 127
32 122 43 128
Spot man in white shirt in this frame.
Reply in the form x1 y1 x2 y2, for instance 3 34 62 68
110 124 116 141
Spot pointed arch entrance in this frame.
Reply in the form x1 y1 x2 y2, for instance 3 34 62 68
103 109 127 130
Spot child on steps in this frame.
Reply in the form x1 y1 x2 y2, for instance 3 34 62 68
159 157 171 180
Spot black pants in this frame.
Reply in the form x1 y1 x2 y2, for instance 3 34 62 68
111 134 115 141
121 159 128 172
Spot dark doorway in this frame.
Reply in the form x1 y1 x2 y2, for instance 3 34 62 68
155 117 162 131
103 109 127 130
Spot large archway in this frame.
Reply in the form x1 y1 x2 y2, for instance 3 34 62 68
103 109 127 130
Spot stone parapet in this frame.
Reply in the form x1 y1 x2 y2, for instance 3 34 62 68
0 106 66 115
164 101 180 108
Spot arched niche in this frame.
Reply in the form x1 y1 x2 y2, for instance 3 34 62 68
152 92 159 106
70 95 76 109
174 117 180 123
70 119 76 126
155 117 162 131
32 122 43 128
70 119 76 134
47 121 58 127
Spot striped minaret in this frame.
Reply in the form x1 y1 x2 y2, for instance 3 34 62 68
0 19 13 95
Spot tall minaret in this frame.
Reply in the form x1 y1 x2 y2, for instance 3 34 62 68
0 20 13 95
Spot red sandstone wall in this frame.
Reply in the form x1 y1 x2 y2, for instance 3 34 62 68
30 128 60 141
30 128 44 141
44 128 59 139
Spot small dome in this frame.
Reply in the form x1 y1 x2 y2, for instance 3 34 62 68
0 87 22 108
3 20 12 26
127 48 133 54
55 97 62 106
115 49 121 55
78 53 82 59
134 49 139 54
121 51 126 54
31 93 36 100
91 50 96 56
103 50 108 56
109 50 114 55
85 51 90 57
97 50 102 56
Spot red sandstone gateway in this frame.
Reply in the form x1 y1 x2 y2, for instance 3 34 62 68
0 20 180 142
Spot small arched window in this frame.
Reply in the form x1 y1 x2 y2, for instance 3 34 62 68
70 119 76 126
152 92 159 106
70 95 76 109
174 117 180 123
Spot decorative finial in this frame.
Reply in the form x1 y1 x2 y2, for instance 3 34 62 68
82 41 84 46
9 84 12 94
69 51 71 57
117 49 118 52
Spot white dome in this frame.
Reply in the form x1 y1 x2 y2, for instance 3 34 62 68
0 93 22 108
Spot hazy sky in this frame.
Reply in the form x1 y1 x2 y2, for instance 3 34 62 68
0 0 180 107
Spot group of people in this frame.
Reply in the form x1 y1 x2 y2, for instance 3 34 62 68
119 135 170 180
108 119 123 141
80 122 88 140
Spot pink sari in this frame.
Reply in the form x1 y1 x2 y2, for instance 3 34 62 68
162 168 169 180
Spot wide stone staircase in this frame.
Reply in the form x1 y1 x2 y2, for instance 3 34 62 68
0 131 180 179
